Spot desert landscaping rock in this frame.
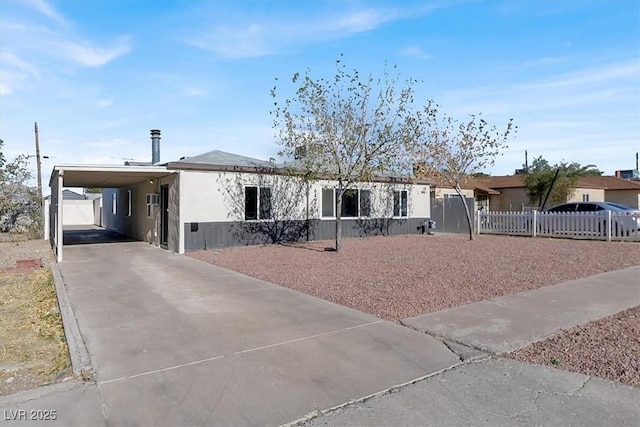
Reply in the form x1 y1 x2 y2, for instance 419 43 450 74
508 305 640 387
189 234 640 320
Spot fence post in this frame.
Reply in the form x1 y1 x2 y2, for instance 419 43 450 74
532 210 537 238
606 210 612 241
476 211 481 234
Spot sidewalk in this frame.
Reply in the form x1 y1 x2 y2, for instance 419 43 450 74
402 265 640 354
1 262 638 426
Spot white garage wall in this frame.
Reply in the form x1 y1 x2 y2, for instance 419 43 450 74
62 199 95 225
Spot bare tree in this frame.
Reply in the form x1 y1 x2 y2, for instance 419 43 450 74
271 56 429 252
218 169 318 245
414 113 515 240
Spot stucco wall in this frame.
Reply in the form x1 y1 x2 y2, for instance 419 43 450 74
489 188 531 211
432 187 475 199
179 170 431 250
102 175 180 252
179 170 430 223
605 190 640 209
567 188 605 203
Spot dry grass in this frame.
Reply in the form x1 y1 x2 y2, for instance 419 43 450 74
0 267 70 396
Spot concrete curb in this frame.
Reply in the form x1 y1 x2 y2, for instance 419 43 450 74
50 262 94 381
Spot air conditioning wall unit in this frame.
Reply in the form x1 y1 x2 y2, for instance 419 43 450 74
146 193 160 205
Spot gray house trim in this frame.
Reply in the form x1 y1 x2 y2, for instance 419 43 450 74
184 217 431 251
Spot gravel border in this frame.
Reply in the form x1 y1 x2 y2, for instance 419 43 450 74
189 234 640 320
507 305 640 387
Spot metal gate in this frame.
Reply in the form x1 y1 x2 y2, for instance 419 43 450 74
430 197 475 234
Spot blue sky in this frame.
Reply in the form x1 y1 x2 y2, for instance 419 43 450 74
1 0 639 189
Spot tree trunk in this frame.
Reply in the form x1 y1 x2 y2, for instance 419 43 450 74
335 192 343 252
456 184 475 241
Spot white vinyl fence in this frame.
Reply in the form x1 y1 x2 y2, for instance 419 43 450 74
478 210 640 241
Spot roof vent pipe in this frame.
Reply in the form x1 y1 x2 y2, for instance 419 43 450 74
150 129 161 164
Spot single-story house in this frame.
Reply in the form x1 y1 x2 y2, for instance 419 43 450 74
48 138 432 261
428 177 500 211
478 175 640 211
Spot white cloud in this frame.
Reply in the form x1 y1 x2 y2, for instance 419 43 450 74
518 61 640 90
190 25 271 58
187 6 424 59
0 51 40 94
183 87 209 97
96 98 115 108
23 0 69 25
0 82 13 95
0 3 131 96
400 46 432 59
49 37 131 67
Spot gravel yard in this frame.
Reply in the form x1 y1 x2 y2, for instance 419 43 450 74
188 234 640 320
0 235 54 269
507 306 640 387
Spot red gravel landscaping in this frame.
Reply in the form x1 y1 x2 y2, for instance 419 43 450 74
507 306 640 387
187 233 640 321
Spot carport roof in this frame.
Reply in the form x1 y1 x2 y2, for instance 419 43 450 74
49 165 175 188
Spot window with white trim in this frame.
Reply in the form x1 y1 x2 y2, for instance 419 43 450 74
393 190 408 217
582 194 590 202
245 186 272 220
321 188 371 218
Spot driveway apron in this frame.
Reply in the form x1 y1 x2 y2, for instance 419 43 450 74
58 242 459 426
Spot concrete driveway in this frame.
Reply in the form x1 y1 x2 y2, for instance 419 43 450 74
56 241 459 426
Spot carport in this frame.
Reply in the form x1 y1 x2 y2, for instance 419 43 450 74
48 165 177 262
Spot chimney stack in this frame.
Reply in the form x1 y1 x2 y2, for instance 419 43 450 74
150 129 161 164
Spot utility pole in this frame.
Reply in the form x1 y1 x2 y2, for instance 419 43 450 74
34 122 43 204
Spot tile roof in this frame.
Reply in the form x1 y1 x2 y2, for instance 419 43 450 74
477 175 525 189
576 176 640 190
431 177 500 194
479 175 640 191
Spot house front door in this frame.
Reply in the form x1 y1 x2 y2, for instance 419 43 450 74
160 185 169 248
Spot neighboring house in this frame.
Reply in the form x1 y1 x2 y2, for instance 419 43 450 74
479 175 639 211
428 178 500 211
62 189 86 200
49 149 432 261
576 176 640 209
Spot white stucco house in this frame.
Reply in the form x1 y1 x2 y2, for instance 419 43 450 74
48 134 432 261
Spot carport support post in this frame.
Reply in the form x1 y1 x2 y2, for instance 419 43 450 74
606 210 611 242
56 172 63 262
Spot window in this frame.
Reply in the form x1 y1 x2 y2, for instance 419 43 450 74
145 193 158 218
342 189 358 217
393 191 408 217
321 189 371 218
322 189 334 217
245 186 272 220
359 190 371 217
112 193 117 214
582 194 590 202
127 190 132 217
